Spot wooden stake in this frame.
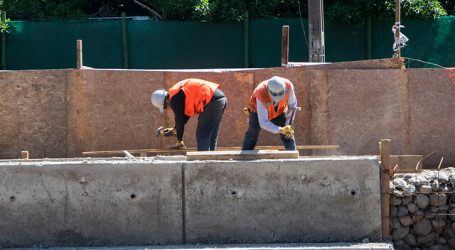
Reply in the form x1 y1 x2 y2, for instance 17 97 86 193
379 139 391 240
281 25 289 66
76 39 83 69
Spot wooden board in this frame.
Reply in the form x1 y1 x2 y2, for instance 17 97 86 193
82 145 338 158
390 155 423 173
186 150 299 161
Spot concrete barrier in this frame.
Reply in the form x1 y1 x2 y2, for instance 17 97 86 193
0 156 381 247
0 158 183 247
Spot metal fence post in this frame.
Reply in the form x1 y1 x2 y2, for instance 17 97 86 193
1 11 7 70
121 12 129 69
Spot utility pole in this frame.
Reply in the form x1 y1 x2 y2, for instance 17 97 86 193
394 0 401 58
308 0 325 62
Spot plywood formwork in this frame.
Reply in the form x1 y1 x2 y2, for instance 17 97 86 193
1 58 454 166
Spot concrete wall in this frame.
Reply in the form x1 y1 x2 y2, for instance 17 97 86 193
0 156 381 247
0 59 454 166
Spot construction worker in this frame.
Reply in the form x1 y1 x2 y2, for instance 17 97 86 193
151 78 227 151
242 76 297 150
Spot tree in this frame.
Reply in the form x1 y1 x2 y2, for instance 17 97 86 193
0 0 451 22
325 0 447 25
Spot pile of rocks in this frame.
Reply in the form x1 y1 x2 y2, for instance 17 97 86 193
390 167 455 249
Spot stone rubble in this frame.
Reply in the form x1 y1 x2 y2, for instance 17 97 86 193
390 167 455 250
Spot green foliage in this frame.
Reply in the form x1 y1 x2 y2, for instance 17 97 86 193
0 0 451 22
2 0 86 20
326 0 447 25
399 0 447 18
0 15 10 33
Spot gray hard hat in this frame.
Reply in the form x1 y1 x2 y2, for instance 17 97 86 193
151 89 168 113
267 76 286 103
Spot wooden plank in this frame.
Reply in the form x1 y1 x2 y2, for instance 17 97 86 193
390 155 423 173
186 150 299 161
82 145 339 158
379 139 391 240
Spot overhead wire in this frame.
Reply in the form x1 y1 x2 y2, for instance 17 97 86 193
297 0 309 50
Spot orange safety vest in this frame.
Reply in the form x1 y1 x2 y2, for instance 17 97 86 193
248 79 292 120
168 78 220 117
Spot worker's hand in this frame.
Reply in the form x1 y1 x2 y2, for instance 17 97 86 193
243 107 250 117
279 125 294 140
169 140 186 150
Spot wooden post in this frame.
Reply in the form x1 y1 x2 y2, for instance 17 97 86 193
21 151 29 159
76 39 83 69
121 12 129 69
379 139 391 240
281 25 289 66
308 0 325 62
394 0 401 58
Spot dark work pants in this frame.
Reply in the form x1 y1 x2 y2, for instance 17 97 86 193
241 112 296 150
196 97 227 151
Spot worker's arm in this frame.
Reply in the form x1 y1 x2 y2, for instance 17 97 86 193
257 100 281 134
285 84 298 125
169 90 190 141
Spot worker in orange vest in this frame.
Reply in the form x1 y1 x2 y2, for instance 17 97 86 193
151 78 227 151
242 76 297 150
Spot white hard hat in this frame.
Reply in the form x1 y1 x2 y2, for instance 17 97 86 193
151 89 168 113
267 76 286 103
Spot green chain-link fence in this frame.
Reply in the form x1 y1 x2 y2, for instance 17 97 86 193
3 16 455 70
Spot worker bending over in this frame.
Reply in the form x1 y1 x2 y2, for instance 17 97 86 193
242 76 297 150
151 78 227 151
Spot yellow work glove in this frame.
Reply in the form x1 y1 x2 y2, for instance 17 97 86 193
169 140 186 150
279 125 294 140
160 127 176 137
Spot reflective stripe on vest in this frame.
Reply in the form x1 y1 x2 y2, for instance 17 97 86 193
248 80 291 120
169 78 219 117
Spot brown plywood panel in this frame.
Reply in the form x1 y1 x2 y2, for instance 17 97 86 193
163 72 254 149
408 69 455 167
319 70 409 155
0 70 67 159
67 70 165 156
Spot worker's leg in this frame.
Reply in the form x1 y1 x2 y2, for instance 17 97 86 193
196 97 227 151
271 114 296 150
241 112 261 150
209 97 227 150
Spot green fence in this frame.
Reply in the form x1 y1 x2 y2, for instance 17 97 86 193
4 16 455 70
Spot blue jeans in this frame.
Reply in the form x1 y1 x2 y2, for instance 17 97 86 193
241 112 296 150
196 97 227 151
